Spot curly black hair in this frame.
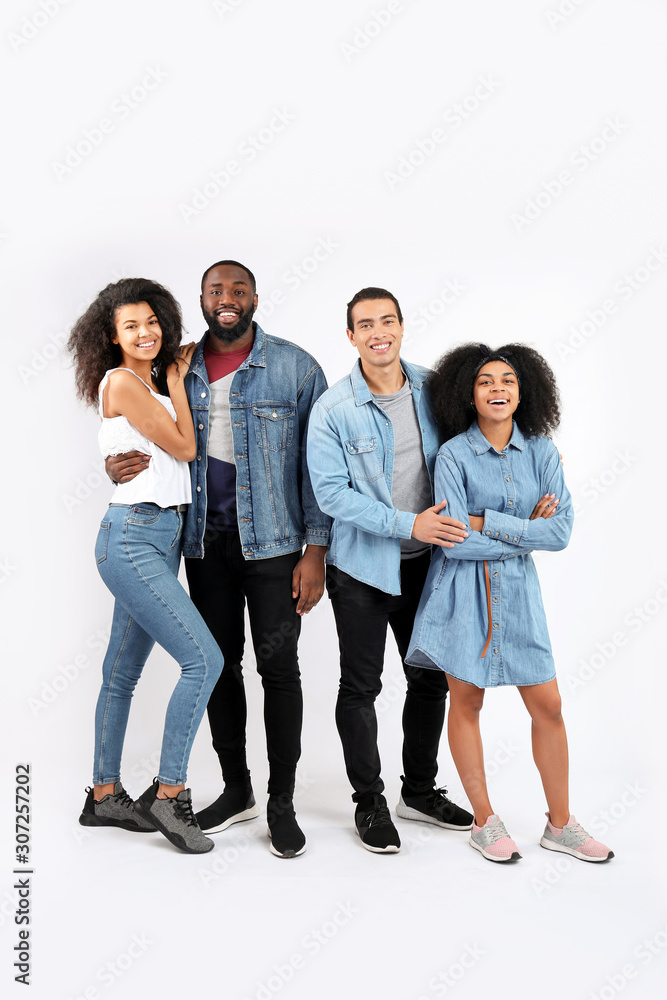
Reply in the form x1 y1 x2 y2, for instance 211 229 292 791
428 343 561 442
67 278 184 406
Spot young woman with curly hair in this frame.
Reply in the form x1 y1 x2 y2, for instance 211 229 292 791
68 278 223 854
406 343 613 864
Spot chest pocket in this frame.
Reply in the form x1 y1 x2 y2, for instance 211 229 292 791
344 435 383 482
252 403 295 452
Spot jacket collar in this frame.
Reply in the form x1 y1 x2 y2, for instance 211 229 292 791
350 356 425 406
466 419 526 455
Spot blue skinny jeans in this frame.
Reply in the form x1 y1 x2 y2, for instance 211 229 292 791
93 503 223 786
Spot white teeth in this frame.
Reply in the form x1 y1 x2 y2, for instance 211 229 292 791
370 343 390 350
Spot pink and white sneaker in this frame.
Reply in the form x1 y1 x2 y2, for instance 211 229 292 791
469 814 522 863
540 813 614 862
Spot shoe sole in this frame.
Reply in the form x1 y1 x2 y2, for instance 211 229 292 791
134 800 214 855
266 826 307 859
395 801 473 830
199 803 261 835
469 836 521 863
540 837 614 862
355 830 401 854
79 813 155 833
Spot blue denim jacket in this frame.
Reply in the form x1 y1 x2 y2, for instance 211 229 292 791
182 325 331 560
406 421 574 687
307 358 439 595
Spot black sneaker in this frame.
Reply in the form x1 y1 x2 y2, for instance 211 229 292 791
79 782 155 832
135 778 214 854
267 794 306 858
196 784 260 834
355 794 401 853
396 779 473 830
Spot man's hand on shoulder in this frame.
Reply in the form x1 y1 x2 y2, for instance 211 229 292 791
411 500 468 548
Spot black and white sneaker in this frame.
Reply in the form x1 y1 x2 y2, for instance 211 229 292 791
267 794 306 858
396 780 473 830
79 782 155 833
135 779 214 854
196 784 260 834
355 794 401 853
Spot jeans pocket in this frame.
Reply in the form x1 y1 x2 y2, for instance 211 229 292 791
127 504 162 525
95 521 111 564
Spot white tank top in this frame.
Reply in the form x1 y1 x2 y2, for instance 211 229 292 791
98 368 192 508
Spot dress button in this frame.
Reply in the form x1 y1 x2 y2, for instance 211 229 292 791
495 532 499 537
505 477 510 482
514 536 518 541
508 500 513 505
493 648 498 654
493 622 498 628
504 534 509 539
493 572 498 577
485 531 490 536
493 597 498 603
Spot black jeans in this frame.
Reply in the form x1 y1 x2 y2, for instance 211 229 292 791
185 530 302 797
326 553 448 803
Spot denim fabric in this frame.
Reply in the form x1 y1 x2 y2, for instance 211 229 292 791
406 422 573 687
94 503 224 785
184 530 302 796
307 358 440 595
182 326 331 560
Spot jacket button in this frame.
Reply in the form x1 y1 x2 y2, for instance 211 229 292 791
196 486 201 492
197 517 202 523
201 392 206 398
198 424 204 430
197 455 201 461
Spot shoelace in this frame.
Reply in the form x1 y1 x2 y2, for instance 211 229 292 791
171 796 197 827
114 788 136 811
483 818 507 844
563 821 587 843
361 804 393 829
429 787 452 807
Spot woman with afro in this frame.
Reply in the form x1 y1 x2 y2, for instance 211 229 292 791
406 343 613 864
68 278 222 854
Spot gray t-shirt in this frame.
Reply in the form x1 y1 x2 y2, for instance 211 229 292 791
373 378 432 559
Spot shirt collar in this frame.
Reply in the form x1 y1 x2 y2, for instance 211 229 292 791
466 419 525 455
350 356 424 406
194 322 266 369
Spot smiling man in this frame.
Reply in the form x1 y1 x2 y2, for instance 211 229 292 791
307 287 473 852
107 260 330 858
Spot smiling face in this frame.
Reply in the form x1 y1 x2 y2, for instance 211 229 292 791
200 264 258 345
473 360 520 423
112 302 162 366
347 298 404 372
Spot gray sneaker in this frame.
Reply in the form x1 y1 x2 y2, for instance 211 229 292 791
79 782 155 832
469 814 522 863
135 779 214 854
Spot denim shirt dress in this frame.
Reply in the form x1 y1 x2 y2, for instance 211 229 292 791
406 421 573 687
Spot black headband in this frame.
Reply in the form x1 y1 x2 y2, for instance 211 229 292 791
472 345 521 389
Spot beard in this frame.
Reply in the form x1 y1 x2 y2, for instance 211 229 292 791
202 303 255 344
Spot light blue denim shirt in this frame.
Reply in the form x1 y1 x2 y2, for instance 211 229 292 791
307 358 439 595
406 421 573 687
182 325 331 560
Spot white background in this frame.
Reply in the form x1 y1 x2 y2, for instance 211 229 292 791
2 1 666 998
